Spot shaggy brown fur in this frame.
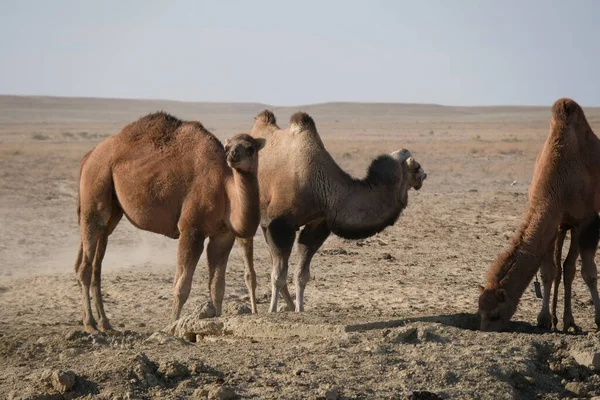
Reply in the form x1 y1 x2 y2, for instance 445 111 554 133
478 98 600 331
74 112 265 334
237 110 427 313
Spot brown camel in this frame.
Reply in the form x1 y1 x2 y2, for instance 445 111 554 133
478 98 600 332
237 110 427 313
548 216 600 332
74 111 265 333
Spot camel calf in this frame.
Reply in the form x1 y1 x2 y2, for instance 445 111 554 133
75 112 265 334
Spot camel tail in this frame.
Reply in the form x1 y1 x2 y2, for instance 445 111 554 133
255 109 277 125
289 112 316 134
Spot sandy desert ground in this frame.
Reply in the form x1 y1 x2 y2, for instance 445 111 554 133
2 95 600 400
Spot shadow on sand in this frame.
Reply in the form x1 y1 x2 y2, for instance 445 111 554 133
346 312 553 335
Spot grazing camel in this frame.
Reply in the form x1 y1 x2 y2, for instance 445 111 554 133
74 111 265 333
479 98 600 332
237 110 427 313
548 216 600 332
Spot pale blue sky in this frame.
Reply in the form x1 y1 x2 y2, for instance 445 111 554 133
1 0 599 106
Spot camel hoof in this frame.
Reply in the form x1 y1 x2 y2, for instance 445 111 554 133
563 320 582 334
537 313 552 330
84 325 100 335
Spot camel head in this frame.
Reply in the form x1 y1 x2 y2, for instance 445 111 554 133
224 134 266 173
478 285 512 332
391 149 427 190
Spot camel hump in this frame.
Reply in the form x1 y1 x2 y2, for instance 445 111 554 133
255 109 277 125
289 112 316 134
551 98 583 125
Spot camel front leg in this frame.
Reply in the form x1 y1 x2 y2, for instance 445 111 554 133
207 232 236 316
264 218 295 313
295 220 330 312
551 229 567 331
172 228 204 321
237 237 258 314
580 216 600 330
537 251 556 330
562 228 581 333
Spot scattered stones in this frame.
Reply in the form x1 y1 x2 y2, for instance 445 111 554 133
208 384 236 400
391 327 417 343
324 386 340 400
59 348 83 360
158 360 189 379
380 253 395 261
130 353 159 388
145 331 186 345
569 348 600 370
408 391 443 400
40 369 77 393
65 330 87 341
223 302 252 315
193 387 210 399
565 381 588 397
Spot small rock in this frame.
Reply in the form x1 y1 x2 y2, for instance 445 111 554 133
196 302 217 319
223 302 251 315
408 391 443 400
325 387 340 400
570 349 600 370
145 331 184 345
65 330 85 341
566 381 588 397
417 327 433 341
59 348 83 360
208 384 236 400
380 253 395 261
391 327 417 343
159 360 189 379
138 322 146 328
36 336 49 345
118 323 125 328
294 369 308 376
193 387 209 399
51 370 76 393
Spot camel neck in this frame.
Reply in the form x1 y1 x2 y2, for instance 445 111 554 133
325 160 409 239
225 169 260 238
491 207 561 300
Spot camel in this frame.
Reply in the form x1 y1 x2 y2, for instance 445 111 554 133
74 111 265 334
236 110 427 313
478 98 600 332
548 216 600 332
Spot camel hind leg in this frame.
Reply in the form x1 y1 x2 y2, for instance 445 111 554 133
579 215 600 330
562 227 582 333
295 220 330 312
90 204 123 332
172 224 205 321
264 218 296 313
550 228 567 331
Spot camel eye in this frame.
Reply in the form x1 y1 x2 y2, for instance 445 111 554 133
246 147 255 155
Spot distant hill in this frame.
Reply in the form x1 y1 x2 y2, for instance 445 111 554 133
1 95 599 125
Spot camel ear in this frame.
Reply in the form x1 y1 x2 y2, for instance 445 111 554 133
406 157 415 168
224 139 231 147
495 288 507 302
478 285 485 294
255 138 266 151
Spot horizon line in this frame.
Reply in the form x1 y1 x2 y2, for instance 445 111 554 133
1 92 597 109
